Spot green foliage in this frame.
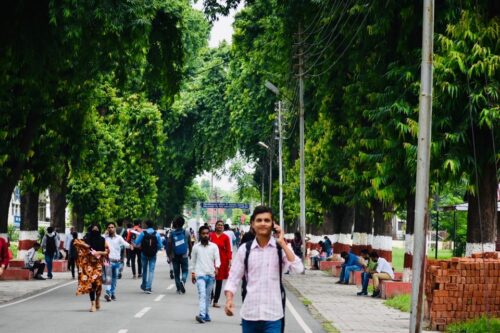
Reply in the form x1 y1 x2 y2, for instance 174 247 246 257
446 316 500 333
7 224 19 242
384 294 411 313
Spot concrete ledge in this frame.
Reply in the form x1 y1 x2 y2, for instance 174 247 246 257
380 280 411 299
8 260 26 269
319 260 342 271
44 260 68 273
331 263 343 277
351 271 403 286
0 268 33 281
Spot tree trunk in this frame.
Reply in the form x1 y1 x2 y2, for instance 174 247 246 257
352 204 372 255
0 111 42 234
320 210 335 235
49 169 68 235
403 193 415 281
372 200 393 262
19 190 40 259
466 161 497 255
332 205 354 254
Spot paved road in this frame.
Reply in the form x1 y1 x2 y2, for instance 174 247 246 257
0 254 324 333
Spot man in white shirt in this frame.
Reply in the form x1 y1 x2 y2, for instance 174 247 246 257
191 225 220 324
369 251 394 298
24 242 46 280
104 222 131 301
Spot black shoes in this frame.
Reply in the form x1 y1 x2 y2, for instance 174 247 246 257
111 295 116 301
104 294 111 302
372 290 381 298
34 275 46 280
180 281 186 294
170 270 174 279
357 291 368 296
195 315 205 323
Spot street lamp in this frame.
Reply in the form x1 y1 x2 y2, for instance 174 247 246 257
257 141 272 207
264 81 287 238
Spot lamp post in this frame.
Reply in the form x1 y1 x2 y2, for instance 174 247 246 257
258 141 272 207
264 80 285 234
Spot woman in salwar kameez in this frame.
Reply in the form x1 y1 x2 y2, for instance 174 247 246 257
74 224 109 312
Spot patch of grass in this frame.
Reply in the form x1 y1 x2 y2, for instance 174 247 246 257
383 294 411 313
392 247 454 272
9 243 18 259
301 297 312 306
321 321 340 333
446 316 500 333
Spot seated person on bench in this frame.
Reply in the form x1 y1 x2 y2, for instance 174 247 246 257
25 242 46 280
370 251 394 298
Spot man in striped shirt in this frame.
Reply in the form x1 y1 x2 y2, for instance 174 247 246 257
224 206 304 333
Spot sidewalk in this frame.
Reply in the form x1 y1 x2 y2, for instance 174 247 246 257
284 270 436 333
0 271 73 305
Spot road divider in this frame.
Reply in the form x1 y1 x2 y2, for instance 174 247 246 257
154 294 165 302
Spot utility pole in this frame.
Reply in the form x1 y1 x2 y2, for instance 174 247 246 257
278 101 284 231
298 23 306 263
410 1 434 332
269 147 272 207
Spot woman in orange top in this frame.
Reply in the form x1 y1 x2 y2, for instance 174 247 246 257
209 220 232 308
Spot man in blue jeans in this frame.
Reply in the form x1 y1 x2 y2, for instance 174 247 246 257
191 225 220 323
336 250 363 284
42 227 60 279
135 220 163 294
357 249 376 295
104 222 132 301
168 215 192 294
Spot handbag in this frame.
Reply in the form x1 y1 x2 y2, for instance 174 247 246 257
102 259 112 285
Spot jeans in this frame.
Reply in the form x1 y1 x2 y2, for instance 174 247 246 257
44 253 56 277
141 254 157 291
343 265 362 283
172 255 189 291
131 248 142 276
361 271 372 293
106 261 121 296
196 275 215 318
242 319 283 333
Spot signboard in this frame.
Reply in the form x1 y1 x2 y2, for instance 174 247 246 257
201 202 250 209
14 215 21 228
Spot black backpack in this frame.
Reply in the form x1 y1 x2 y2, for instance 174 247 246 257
141 231 158 257
46 235 57 255
242 240 285 333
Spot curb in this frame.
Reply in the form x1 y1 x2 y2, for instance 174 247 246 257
0 278 75 306
283 276 340 333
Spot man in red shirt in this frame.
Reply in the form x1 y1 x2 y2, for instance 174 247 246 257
0 237 10 277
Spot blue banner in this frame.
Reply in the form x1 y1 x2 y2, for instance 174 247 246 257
201 202 250 209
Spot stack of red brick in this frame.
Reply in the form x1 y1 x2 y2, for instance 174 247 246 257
425 252 500 331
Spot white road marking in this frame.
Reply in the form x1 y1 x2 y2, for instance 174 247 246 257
118 330 128 333
134 307 151 318
0 280 76 309
286 299 313 333
154 294 165 302
167 284 175 290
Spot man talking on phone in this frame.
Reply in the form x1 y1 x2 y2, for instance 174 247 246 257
224 206 304 333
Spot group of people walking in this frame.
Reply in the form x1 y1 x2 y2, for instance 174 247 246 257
14 205 303 333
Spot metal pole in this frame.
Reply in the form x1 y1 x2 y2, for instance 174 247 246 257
278 101 284 229
453 209 457 255
298 23 306 264
261 168 264 206
269 148 272 207
435 206 439 259
410 1 434 332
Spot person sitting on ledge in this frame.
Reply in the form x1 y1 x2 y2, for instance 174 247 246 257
369 251 394 298
25 242 46 280
336 250 363 285
357 249 376 296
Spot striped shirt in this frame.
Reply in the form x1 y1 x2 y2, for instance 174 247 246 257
224 237 304 321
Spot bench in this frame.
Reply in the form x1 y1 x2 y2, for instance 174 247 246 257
45 260 68 273
351 271 403 286
320 260 342 271
331 263 344 277
380 280 412 299
0 268 33 281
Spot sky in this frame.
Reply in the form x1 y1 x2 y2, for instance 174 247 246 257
192 2 242 48
192 2 244 192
